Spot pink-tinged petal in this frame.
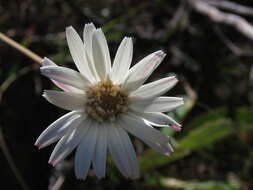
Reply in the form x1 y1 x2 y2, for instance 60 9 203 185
43 90 85 111
49 117 90 166
35 111 84 148
42 58 83 93
41 65 89 90
171 125 182 132
119 113 173 155
121 50 166 92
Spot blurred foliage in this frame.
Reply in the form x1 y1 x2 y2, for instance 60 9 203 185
1 0 253 190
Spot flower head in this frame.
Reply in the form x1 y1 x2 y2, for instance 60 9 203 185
35 23 184 180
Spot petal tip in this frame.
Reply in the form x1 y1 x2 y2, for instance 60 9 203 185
49 159 58 167
66 26 74 30
171 124 182 132
156 50 166 58
42 91 47 97
86 22 95 27
36 143 45 149
34 141 40 148
41 58 47 65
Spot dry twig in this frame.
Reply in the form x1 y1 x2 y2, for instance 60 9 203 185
188 0 253 41
206 0 253 16
0 32 43 64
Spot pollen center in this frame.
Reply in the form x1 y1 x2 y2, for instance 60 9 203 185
85 80 128 122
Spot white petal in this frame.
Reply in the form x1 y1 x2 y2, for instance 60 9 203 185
142 138 173 155
92 29 111 80
35 111 85 148
130 76 178 98
121 50 166 92
129 96 184 113
116 126 139 179
107 125 132 178
74 121 98 180
83 23 100 81
66 26 96 82
134 111 182 129
42 58 83 93
92 124 107 179
40 65 89 90
119 113 173 155
49 120 90 166
110 37 133 83
43 90 85 111
42 57 57 66
83 23 96 63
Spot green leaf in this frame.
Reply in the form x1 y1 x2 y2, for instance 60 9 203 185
140 108 253 173
186 108 227 131
140 119 232 172
179 119 233 150
159 179 240 190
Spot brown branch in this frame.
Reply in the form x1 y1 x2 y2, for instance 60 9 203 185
189 0 253 41
0 32 43 64
206 0 253 16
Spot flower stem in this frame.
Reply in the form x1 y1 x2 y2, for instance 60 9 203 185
0 32 43 64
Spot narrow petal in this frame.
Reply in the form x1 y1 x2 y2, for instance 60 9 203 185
83 23 96 63
121 50 166 92
116 126 139 179
134 111 182 129
107 125 132 178
92 124 107 179
83 23 100 81
41 65 89 90
142 138 173 155
66 26 96 82
43 90 85 111
110 37 133 83
42 57 57 67
74 121 98 180
49 119 90 166
119 113 173 155
35 111 85 148
129 96 184 113
130 76 178 98
92 29 111 80
42 58 83 93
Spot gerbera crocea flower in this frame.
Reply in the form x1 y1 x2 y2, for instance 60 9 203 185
35 23 184 180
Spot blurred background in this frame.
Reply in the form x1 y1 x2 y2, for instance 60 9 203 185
0 0 253 190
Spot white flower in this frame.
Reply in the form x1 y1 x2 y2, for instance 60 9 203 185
35 23 184 180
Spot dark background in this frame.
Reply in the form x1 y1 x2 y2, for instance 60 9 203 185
0 0 253 190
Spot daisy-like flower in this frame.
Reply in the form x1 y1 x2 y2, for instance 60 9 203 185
35 23 184 180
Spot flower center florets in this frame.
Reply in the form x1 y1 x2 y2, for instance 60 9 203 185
85 80 128 122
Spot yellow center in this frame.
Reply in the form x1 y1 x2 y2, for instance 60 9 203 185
85 80 128 122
